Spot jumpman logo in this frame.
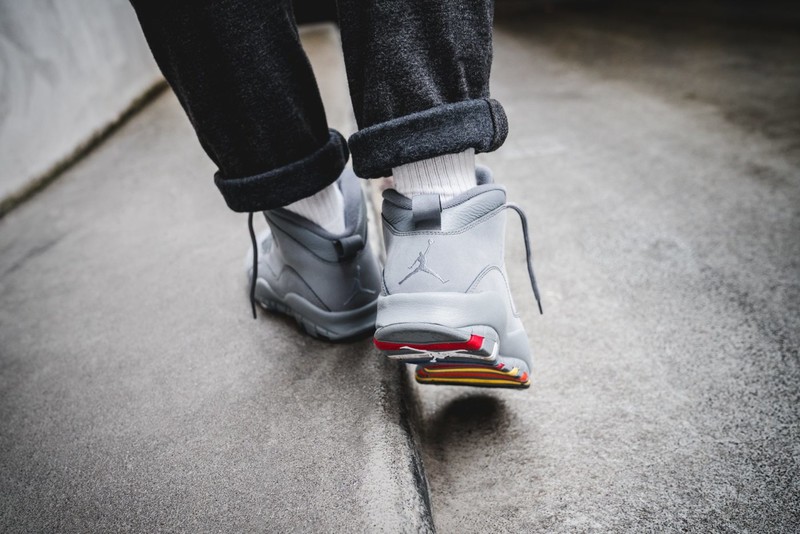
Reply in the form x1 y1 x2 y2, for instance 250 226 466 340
399 239 449 285
343 265 376 305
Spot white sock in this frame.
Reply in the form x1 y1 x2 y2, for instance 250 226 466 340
391 149 476 200
283 182 346 234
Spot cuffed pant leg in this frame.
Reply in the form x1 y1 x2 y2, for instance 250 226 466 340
336 0 507 177
348 99 507 179
130 0 345 211
214 129 348 212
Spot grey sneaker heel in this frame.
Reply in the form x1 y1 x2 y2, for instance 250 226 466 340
246 169 381 341
373 166 542 388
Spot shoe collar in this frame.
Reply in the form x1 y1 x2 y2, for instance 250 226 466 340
266 168 366 239
264 168 368 262
382 165 506 211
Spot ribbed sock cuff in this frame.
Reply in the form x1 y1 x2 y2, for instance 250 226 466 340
283 181 346 234
392 149 476 200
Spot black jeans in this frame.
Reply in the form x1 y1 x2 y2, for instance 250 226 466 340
129 0 508 212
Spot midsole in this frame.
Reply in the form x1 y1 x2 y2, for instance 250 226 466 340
376 292 507 331
373 334 484 352
256 278 377 335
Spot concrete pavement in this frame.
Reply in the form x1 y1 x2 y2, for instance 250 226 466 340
2 6 799 534
0 27 431 533
412 6 800 533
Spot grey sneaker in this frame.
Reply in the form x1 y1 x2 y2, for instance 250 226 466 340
373 166 542 388
246 169 381 341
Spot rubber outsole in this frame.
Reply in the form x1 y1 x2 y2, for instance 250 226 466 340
373 324 531 389
414 359 530 388
257 296 376 342
254 279 377 342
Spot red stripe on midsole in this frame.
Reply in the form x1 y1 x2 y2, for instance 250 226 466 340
373 334 484 352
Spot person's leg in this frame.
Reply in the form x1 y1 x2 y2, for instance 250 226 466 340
337 1 542 387
129 0 346 223
336 0 506 196
129 0 381 336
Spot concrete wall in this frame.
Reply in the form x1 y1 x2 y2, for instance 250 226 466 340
0 0 161 209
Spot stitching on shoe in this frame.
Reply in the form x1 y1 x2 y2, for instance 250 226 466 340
466 265 520 317
383 206 505 237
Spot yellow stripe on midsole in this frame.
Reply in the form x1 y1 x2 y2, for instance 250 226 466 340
421 367 520 376
416 376 530 386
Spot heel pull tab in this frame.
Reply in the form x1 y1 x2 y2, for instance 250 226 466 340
411 194 442 230
334 234 365 260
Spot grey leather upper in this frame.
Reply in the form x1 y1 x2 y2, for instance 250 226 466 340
381 179 512 298
378 165 531 363
256 169 381 312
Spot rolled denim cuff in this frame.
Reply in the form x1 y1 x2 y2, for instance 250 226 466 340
348 98 508 179
214 129 349 212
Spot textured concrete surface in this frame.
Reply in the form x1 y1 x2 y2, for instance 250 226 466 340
0 27 431 533
0 0 161 207
2 7 799 534
412 5 800 533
